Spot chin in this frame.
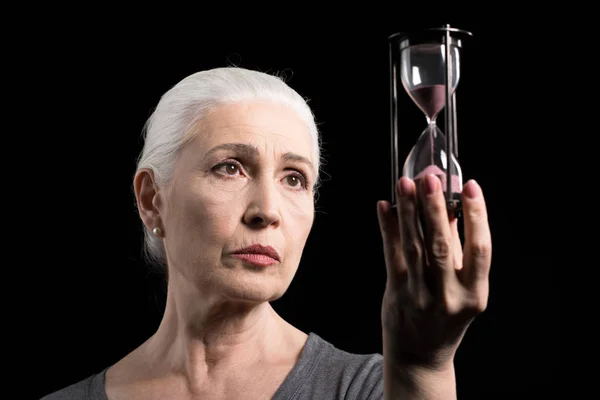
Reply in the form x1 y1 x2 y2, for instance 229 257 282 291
221 284 286 304
215 271 290 304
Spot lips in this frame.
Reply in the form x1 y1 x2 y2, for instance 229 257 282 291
232 244 280 262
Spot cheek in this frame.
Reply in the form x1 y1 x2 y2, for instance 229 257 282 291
166 176 314 251
289 198 314 230
188 189 240 239
167 180 243 248
284 200 314 252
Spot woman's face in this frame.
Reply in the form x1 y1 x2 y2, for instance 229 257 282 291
159 100 316 303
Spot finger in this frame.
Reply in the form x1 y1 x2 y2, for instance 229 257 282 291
417 174 459 289
459 179 492 288
376 200 406 282
396 177 425 289
449 216 463 270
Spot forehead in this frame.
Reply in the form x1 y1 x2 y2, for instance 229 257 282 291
192 101 313 160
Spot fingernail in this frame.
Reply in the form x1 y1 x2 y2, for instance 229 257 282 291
423 174 438 195
464 179 480 199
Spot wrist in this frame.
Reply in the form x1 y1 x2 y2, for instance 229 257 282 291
382 328 457 372
384 361 457 400
382 330 457 400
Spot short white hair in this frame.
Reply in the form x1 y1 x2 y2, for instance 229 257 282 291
135 67 323 267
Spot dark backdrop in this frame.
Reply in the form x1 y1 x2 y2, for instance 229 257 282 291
21 13 555 400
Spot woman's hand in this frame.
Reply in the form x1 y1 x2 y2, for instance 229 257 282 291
377 174 492 373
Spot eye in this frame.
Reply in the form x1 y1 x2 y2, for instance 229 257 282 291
213 160 243 176
284 171 307 190
213 160 308 190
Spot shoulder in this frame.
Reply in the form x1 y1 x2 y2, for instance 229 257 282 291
317 335 383 388
40 369 107 400
290 332 383 400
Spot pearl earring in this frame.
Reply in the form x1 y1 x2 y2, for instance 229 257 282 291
152 227 163 237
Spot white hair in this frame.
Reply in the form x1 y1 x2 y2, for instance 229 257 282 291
135 67 323 267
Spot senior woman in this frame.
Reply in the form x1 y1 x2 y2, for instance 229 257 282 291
43 67 492 400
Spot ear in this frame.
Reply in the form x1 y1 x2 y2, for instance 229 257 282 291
133 168 163 232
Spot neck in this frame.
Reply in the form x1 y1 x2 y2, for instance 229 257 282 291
145 267 287 381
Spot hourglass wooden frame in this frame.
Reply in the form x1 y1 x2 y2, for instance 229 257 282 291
388 24 472 213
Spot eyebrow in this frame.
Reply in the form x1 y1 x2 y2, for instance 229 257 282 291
204 143 314 173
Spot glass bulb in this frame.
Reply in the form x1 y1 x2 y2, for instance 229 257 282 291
401 43 460 121
403 124 462 202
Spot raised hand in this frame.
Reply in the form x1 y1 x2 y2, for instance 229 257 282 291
377 174 492 372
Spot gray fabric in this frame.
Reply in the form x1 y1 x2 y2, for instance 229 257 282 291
41 332 383 399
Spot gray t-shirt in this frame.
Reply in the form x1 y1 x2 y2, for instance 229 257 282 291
41 332 384 399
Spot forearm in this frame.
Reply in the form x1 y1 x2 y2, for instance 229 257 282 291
383 360 456 400
382 325 457 400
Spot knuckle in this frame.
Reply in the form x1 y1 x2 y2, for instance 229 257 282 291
431 236 451 260
414 293 432 312
466 204 487 222
470 240 492 259
441 288 488 316
384 242 401 261
471 295 488 314
407 282 432 311
441 288 462 315
404 242 422 263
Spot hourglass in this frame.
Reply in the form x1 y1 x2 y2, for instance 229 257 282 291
389 25 472 214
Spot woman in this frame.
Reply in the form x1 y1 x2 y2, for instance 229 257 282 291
43 67 492 399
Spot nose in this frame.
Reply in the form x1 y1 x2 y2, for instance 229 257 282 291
242 180 281 228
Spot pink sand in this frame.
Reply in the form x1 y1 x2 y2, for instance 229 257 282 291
414 165 461 192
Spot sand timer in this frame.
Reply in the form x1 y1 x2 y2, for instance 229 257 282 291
389 25 472 213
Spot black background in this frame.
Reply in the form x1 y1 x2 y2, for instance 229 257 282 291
17 11 555 400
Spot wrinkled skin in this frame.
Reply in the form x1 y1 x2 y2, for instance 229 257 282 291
377 175 492 371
